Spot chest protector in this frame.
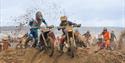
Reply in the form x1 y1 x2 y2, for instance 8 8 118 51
61 21 69 27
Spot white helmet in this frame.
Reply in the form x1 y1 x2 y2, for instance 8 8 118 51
36 11 43 20
2 34 8 41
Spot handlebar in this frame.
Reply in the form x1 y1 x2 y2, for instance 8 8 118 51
40 25 54 32
57 24 81 29
46 25 54 29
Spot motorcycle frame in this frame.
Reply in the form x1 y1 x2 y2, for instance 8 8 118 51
66 26 76 47
40 31 48 47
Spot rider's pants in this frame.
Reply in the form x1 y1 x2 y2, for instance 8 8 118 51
30 28 38 47
105 40 110 48
38 29 41 44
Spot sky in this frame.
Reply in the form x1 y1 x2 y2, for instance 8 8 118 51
0 0 125 27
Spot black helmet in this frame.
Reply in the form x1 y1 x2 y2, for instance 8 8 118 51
103 27 107 31
87 30 90 33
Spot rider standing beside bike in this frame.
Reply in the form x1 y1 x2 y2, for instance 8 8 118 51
58 16 80 53
29 11 48 47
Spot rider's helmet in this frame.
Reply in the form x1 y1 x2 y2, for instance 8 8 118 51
103 27 107 32
87 30 90 34
60 16 67 22
2 34 9 41
36 11 43 20
111 30 114 33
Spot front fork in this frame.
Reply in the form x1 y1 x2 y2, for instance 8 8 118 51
40 31 48 47
66 32 76 48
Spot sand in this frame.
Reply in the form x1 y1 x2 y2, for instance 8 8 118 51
0 28 125 63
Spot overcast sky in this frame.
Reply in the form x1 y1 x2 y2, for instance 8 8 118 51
0 0 125 27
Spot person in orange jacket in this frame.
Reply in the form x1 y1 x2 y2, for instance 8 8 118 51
101 28 111 49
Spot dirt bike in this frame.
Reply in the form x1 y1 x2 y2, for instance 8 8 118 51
39 25 55 57
16 33 34 56
58 24 81 58
16 33 34 49
74 32 87 48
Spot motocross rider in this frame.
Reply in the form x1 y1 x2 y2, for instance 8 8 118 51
29 11 48 48
58 16 81 53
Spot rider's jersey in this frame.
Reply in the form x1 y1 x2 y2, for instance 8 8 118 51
84 33 91 38
110 32 116 42
29 18 47 29
60 21 76 27
59 21 76 35
103 31 110 41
